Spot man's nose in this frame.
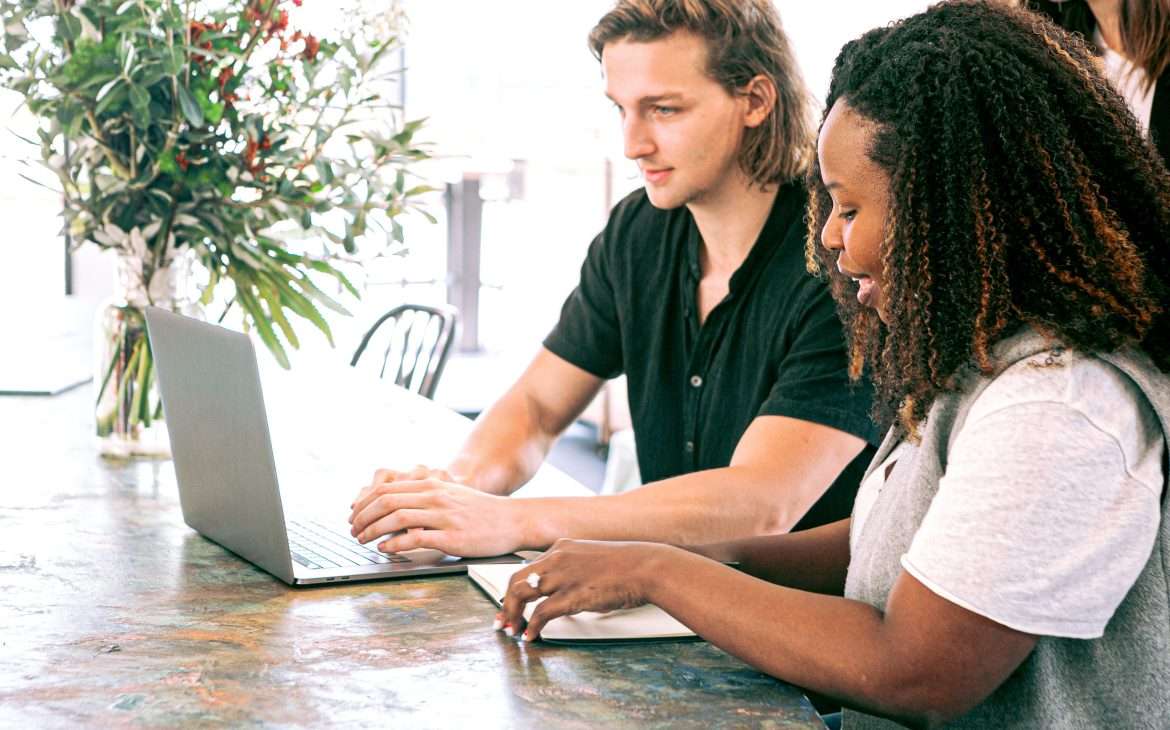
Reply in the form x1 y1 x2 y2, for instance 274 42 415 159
622 117 654 160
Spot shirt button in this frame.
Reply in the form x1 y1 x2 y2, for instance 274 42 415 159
684 441 695 453
689 375 703 388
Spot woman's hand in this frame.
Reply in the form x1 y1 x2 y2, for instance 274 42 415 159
496 538 676 641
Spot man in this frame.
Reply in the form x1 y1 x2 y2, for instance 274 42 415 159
349 0 880 557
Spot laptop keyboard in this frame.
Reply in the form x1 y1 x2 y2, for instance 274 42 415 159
287 519 411 570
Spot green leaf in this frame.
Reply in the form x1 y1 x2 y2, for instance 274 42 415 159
177 84 204 127
200 266 219 306
131 101 150 128
157 151 177 175
94 84 128 115
314 158 333 184
136 64 167 88
278 282 334 346
129 84 149 110
57 14 82 43
294 273 350 316
307 260 360 299
95 77 122 103
162 46 183 75
257 278 300 350
235 280 290 369
0 54 17 70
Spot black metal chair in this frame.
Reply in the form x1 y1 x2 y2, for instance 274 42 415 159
350 304 458 399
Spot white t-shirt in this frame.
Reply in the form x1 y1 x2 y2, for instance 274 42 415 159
851 349 1164 639
1096 28 1157 136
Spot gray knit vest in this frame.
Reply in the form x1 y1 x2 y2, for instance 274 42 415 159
844 330 1170 729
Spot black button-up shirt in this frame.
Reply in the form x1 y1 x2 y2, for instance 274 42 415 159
544 180 880 529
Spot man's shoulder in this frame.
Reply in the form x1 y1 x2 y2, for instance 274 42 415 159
591 188 688 275
772 176 810 230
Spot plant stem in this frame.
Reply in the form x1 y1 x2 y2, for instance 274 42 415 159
233 0 279 75
95 336 121 407
114 335 142 436
83 109 133 179
151 181 184 284
128 334 150 428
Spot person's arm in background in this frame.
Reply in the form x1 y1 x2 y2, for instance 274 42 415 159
350 239 876 554
348 415 866 555
361 197 630 501
693 517 854 596
443 348 604 496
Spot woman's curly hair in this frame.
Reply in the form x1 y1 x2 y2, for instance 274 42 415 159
806 0 1170 434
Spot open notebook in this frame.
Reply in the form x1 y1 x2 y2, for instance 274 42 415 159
468 563 697 643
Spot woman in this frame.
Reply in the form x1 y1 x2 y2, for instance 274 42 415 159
1024 0 1170 161
496 2 1170 727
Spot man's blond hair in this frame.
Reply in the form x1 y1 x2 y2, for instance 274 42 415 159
589 0 814 185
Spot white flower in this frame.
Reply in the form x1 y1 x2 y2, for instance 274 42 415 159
93 221 127 248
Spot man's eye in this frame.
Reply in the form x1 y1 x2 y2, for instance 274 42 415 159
652 105 678 116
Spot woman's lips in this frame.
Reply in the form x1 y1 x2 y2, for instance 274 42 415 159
855 277 876 308
837 262 877 308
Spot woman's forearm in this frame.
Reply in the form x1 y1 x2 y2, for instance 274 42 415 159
691 518 852 595
641 548 918 724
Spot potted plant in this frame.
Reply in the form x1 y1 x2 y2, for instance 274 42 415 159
0 0 433 456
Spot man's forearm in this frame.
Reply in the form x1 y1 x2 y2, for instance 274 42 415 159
515 464 828 548
448 391 557 496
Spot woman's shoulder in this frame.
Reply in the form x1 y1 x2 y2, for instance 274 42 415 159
965 347 1163 490
973 347 1145 420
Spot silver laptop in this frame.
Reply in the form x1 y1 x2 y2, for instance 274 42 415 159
145 307 519 585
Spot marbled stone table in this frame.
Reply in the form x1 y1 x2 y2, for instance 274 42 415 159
0 373 823 729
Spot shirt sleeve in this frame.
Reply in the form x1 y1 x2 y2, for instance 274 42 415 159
542 228 623 379
902 400 1162 639
756 279 882 446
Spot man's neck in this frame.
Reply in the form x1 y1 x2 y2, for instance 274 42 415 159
1087 0 1124 57
688 172 780 278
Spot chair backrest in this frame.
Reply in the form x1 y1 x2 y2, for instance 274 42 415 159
350 304 458 399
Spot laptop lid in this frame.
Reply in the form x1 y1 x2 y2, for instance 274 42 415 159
145 307 296 583
146 308 515 585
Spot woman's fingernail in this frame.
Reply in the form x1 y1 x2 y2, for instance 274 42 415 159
503 625 514 637
491 617 504 631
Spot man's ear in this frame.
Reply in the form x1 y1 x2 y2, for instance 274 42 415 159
741 74 777 129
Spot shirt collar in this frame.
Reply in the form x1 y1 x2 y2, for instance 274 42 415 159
682 180 800 292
